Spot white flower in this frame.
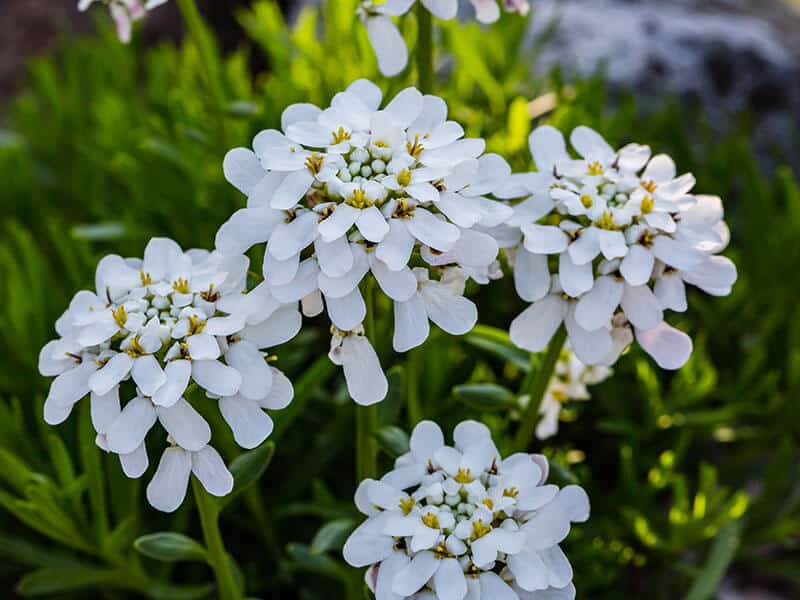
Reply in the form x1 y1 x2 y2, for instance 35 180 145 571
344 420 590 599
218 80 512 404
533 344 612 440
328 326 388 406
78 0 166 43
502 125 737 370
39 237 299 511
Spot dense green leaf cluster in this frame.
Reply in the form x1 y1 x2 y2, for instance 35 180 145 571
1 0 799 597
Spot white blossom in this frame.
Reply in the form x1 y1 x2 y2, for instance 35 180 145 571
78 0 167 43
500 125 736 370
39 237 298 511
217 80 512 404
344 420 589 599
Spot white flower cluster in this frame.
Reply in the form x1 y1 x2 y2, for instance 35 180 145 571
535 344 612 440
344 421 589 600
217 79 512 406
497 126 737 370
38 238 299 512
78 0 167 43
358 0 530 76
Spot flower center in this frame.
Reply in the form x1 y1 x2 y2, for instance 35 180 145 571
454 468 475 484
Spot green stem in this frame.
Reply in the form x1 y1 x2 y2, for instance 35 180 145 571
175 0 227 144
406 350 422 426
416 3 434 93
356 283 379 481
192 479 242 600
514 326 567 451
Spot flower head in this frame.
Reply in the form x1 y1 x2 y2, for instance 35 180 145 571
217 80 513 405
499 125 736 370
39 237 299 511
343 420 590 599
356 1 530 76
78 0 167 43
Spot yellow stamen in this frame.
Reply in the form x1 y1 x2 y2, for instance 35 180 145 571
172 277 190 294
641 179 657 193
595 211 620 231
640 195 655 214
580 194 593 208
393 198 415 219
470 519 491 541
399 497 416 515
112 305 127 328
397 168 412 187
188 315 206 335
587 161 604 176
454 468 474 484
421 513 440 530
503 487 519 499
406 134 424 159
140 271 152 286
433 543 453 560
304 152 324 175
331 126 351 145
552 389 569 403
345 188 373 209
482 498 494 510
125 336 147 357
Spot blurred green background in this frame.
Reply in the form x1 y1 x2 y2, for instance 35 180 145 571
1 0 799 598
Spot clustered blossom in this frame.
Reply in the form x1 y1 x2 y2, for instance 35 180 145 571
497 125 736 370
217 79 512 405
38 238 298 512
533 343 612 440
344 421 588 599
358 0 530 76
78 0 167 43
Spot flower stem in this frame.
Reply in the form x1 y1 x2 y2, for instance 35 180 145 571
416 3 434 93
357 282 378 481
192 479 242 600
514 326 567 451
406 349 423 426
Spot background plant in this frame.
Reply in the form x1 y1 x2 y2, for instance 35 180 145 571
1 0 799 597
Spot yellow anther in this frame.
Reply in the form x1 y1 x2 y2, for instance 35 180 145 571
640 195 655 214
595 211 620 231
397 168 412 187
304 152 324 175
454 468 474 484
421 513 440 530
552 389 569 403
172 278 190 294
406 134 424 159
470 519 492 542
346 188 373 209
393 198 415 219
140 271 152 286
580 194 593 208
200 285 219 303
641 179 657 193
640 230 655 248
399 497 416 515
587 161 604 176
125 336 147 357
188 315 206 335
374 140 389 148
331 126 351 145
112 305 127 328
482 498 494 510
503 487 519 499
433 543 454 559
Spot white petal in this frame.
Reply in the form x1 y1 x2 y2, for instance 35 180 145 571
433 557 467 600
90 388 121 435
107 396 157 455
331 336 388 406
259 367 294 410
281 103 322 132
366 16 408 77
157 398 211 452
384 87 424 128
192 446 234 497
186 333 221 361
510 296 567 353
346 79 383 111
315 236 354 278
407 207 459 252
570 126 615 163
376 219 415 271
567 227 600 265
326 288 367 331
240 306 302 348
683 255 737 296
267 211 318 262
356 205 391 243
574 275 623 331
540 546 573 589
421 0 458 19
449 228 498 268
597 229 628 260
621 284 663 331
225 340 273 401
192 360 242 397
420 282 478 336
371 257 417 302
319 246 370 298
270 258 320 303
651 236 704 271
392 551 438 596
89 352 134 396
478 572 517 600
559 253 594 298
565 309 613 365
147 447 192 513
529 125 568 172
223 148 263 196
119 443 149 479
263 251 300 286
643 154 676 183
515 248 552 303
215 208 279 255
375 551 411 600
522 224 569 254
393 293 430 353
636 322 693 370
654 273 687 312
619 245 654 286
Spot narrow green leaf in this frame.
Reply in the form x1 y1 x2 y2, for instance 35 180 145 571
453 383 517 411
464 325 531 371
373 426 410 458
685 520 743 600
310 519 355 555
16 567 124 596
218 441 276 510
135 532 208 563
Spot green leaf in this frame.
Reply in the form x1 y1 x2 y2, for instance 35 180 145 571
310 519 355 555
16 567 125 596
286 542 350 582
135 532 208 563
374 426 410 458
464 325 531 371
453 383 517 411
685 520 743 600
218 441 276 510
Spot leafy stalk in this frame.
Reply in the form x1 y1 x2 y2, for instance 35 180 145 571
356 281 379 481
416 3 434 93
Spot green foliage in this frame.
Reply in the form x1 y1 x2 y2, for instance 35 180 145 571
0 0 798 598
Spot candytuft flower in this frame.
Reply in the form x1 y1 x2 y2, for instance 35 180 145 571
217 80 513 405
356 1 530 76
499 125 737 370
343 420 590 599
39 237 299 511
78 0 167 43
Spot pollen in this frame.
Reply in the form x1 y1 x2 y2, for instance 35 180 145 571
172 277 190 294
406 134 424 159
331 126 351 145
454 468 474 484
640 195 655 214
112 305 128 328
580 194 593 208
641 179 657 193
140 270 152 286
397 168 412 187
345 188 373 209
470 519 492 541
399 497 416 515
125 336 146 357
421 513 440 530
587 161 604 176
595 211 620 231
304 152 324 175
